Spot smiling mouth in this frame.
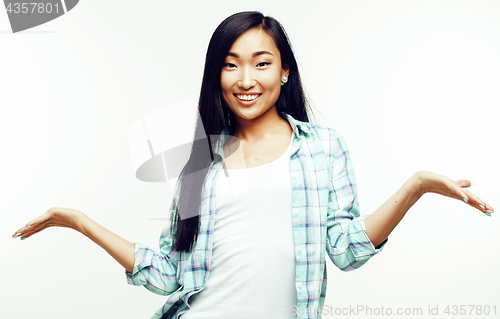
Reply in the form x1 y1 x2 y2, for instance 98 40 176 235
234 94 262 101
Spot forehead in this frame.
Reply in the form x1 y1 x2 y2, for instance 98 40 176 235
228 28 280 56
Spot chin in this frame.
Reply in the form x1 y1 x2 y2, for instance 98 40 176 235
237 112 260 121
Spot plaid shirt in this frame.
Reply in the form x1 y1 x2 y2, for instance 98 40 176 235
126 112 387 319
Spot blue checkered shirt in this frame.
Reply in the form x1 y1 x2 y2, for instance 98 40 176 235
126 112 387 318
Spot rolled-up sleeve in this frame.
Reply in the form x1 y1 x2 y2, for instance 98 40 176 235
326 135 387 272
125 184 182 295
125 238 180 295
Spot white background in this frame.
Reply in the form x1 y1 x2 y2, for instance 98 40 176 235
1 0 499 318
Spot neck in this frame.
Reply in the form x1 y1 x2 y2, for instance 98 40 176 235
232 107 290 143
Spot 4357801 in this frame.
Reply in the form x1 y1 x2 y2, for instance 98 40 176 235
6 2 61 14
443 305 496 316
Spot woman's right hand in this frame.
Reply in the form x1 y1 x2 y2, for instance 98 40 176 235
12 207 86 240
12 207 135 272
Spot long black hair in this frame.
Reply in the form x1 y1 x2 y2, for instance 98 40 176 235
171 11 312 252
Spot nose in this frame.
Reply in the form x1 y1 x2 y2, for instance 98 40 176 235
238 67 256 90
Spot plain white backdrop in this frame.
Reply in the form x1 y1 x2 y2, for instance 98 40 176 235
1 1 499 318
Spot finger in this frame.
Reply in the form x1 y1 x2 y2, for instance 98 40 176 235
12 214 53 239
12 217 44 235
12 219 46 237
15 222 56 240
433 182 469 204
448 180 470 203
26 209 54 226
485 203 494 214
12 225 35 239
450 180 494 215
462 189 493 216
453 179 471 188
11 210 54 238
12 224 38 238
480 202 494 215
19 223 54 239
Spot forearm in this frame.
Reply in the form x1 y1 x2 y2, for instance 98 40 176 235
77 214 135 273
364 173 423 248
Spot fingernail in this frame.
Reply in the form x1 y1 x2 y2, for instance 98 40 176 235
20 237 26 240
26 225 31 228
463 198 468 204
487 210 494 214
485 213 491 217
479 204 485 210
12 233 22 239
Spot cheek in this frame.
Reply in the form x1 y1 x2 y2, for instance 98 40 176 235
256 75 277 91
260 69 283 90
220 73 235 96
220 75 233 107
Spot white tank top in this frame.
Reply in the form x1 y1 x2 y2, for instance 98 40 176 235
180 133 297 319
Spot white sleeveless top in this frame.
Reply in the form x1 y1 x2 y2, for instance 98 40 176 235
180 133 297 319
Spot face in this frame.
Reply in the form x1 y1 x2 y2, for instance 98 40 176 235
220 28 289 125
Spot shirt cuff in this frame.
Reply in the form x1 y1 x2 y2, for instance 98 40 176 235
125 242 153 286
347 216 387 260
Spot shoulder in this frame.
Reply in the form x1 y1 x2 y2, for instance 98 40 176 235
282 112 343 140
290 117 344 147
281 112 348 156
299 121 343 141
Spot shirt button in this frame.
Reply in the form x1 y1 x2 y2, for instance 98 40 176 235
291 172 296 179
293 209 298 215
297 247 302 253
297 283 302 289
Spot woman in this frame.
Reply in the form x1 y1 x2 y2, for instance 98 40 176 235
12 11 494 319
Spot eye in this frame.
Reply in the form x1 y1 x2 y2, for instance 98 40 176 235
256 62 270 67
224 63 237 68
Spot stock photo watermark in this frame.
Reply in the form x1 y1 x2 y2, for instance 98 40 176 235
3 0 79 33
291 304 498 317
129 98 245 221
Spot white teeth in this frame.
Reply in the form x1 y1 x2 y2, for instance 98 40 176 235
236 94 260 101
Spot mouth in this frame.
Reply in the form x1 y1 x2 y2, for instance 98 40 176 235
234 93 262 102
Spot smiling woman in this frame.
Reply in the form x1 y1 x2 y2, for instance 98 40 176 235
220 28 293 169
11 10 494 319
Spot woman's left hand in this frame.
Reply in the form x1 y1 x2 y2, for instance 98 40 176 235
414 171 494 216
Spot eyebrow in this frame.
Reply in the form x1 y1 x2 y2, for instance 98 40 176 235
226 51 274 58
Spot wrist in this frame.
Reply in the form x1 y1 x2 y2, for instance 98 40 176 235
407 171 426 198
73 212 90 234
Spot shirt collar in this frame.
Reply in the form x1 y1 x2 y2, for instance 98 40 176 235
278 111 312 137
211 112 310 161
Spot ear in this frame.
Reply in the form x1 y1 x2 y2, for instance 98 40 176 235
281 65 290 83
